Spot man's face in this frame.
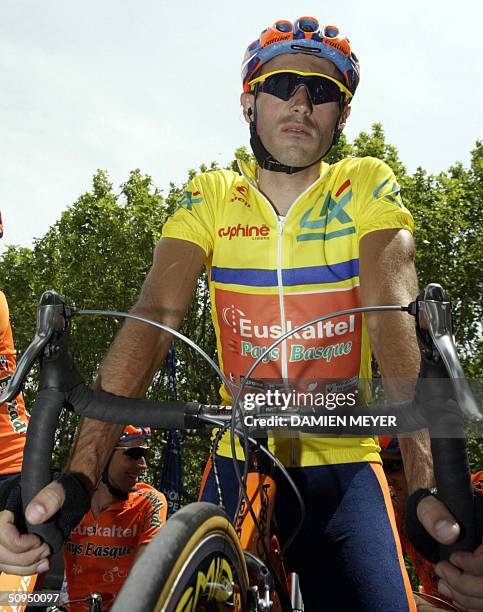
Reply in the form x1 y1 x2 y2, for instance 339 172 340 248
241 53 350 168
108 439 148 494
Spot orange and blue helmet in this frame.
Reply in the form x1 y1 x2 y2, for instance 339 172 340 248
242 17 360 97
119 425 151 443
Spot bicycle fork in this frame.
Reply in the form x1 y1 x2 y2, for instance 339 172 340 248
234 443 293 611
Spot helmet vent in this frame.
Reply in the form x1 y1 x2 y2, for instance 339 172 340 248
275 20 293 33
290 44 320 54
324 26 340 38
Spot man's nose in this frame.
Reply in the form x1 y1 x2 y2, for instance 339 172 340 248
136 455 147 471
289 85 313 113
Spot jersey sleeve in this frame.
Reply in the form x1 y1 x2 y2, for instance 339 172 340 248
138 489 168 545
353 158 414 240
0 292 10 337
162 173 217 257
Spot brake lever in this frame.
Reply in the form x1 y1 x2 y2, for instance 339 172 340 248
0 290 74 403
410 283 482 422
407 283 481 558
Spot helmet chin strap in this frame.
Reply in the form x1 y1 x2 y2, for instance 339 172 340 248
248 95 345 174
102 457 129 501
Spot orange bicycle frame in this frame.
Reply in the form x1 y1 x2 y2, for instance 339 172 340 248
232 441 289 609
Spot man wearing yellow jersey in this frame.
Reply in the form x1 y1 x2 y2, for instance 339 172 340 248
1 15 482 611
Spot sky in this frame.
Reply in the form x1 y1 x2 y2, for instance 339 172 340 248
1 0 482 250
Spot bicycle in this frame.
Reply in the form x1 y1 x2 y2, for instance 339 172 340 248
0 283 481 611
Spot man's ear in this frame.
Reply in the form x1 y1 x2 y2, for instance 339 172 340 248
240 92 255 123
338 103 351 131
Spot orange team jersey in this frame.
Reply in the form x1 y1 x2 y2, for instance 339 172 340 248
64 483 167 611
0 291 28 475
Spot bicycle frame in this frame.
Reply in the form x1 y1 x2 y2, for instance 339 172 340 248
233 438 290 610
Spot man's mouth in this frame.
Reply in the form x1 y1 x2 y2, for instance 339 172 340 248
281 123 311 137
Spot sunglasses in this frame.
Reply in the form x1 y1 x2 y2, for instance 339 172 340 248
114 446 149 460
248 70 352 105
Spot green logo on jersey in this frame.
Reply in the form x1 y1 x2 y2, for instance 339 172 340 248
373 179 402 207
177 190 203 211
297 189 355 242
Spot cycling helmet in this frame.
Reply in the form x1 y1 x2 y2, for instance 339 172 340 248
241 17 360 174
242 17 360 97
119 425 151 444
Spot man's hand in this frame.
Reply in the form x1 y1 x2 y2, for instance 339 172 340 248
418 496 483 611
413 593 458 611
0 480 66 575
0 510 49 575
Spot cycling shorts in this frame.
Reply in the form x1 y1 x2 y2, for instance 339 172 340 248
199 456 416 612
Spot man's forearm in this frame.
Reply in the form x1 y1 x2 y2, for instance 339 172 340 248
66 316 173 490
66 238 206 491
360 229 434 493
367 308 434 492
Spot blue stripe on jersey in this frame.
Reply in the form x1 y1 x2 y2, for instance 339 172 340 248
211 259 359 287
283 259 359 285
211 267 278 286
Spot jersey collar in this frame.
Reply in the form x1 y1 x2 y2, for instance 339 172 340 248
236 157 331 187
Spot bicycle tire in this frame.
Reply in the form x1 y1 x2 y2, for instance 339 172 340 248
111 502 250 612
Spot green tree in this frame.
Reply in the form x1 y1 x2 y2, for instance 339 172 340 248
0 169 219 497
403 142 482 370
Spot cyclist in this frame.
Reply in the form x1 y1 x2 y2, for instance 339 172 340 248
0 213 29 482
63 425 167 611
0 15 482 611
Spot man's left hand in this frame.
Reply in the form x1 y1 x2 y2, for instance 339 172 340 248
418 496 483 611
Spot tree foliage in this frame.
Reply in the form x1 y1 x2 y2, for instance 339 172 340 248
0 125 481 498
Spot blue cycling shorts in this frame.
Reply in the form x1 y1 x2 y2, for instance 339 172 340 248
199 457 416 612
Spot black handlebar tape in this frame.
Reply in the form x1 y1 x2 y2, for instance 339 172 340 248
21 388 66 552
430 409 477 560
416 351 478 559
67 384 201 429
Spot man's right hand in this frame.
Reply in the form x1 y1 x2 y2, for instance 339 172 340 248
0 478 85 575
0 509 50 575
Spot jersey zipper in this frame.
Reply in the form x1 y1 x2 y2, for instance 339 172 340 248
233 182 294 463
237 162 333 467
276 216 297 467
276 216 288 379
234 174 289 379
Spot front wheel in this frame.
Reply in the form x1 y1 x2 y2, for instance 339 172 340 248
111 502 250 612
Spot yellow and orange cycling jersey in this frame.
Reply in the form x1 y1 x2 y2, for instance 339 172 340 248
162 156 414 466
64 483 167 611
0 291 28 475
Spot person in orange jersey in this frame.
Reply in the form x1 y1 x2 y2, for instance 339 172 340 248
63 426 167 611
0 213 29 482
